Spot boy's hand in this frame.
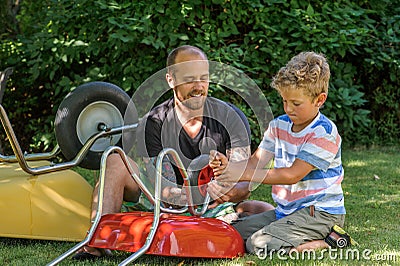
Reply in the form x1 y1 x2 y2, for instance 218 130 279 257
209 149 247 183
209 150 228 176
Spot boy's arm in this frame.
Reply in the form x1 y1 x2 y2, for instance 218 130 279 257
210 147 274 176
216 157 314 185
246 147 274 171
212 147 314 185
252 158 315 185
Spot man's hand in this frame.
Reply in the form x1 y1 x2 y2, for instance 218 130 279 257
206 180 251 208
162 186 186 208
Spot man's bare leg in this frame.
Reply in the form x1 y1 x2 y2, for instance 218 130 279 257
76 153 142 258
236 200 275 217
91 153 141 217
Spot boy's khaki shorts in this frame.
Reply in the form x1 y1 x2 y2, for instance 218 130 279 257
231 206 345 253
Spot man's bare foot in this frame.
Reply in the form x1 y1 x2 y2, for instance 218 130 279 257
72 246 112 260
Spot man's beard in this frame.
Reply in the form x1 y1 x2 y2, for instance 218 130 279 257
181 96 206 110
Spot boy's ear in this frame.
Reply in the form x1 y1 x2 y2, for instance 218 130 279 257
315 93 327 107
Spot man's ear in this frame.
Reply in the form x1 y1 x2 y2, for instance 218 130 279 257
166 73 175 89
315 92 327 107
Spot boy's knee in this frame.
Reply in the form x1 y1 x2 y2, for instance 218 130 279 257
246 230 273 254
246 230 292 255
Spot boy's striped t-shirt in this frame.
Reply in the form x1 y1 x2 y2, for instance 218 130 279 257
259 112 346 219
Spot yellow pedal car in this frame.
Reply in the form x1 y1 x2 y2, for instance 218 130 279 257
0 73 136 242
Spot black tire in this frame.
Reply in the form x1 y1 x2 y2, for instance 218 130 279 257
55 81 134 169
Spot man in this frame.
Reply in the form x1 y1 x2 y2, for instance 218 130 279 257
73 45 273 260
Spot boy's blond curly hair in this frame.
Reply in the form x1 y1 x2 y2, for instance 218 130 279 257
271 52 330 98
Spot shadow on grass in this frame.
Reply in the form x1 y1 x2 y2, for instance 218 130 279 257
341 147 400 251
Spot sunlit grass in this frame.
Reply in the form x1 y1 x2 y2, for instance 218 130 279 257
0 146 399 265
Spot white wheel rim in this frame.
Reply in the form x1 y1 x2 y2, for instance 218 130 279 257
76 101 123 152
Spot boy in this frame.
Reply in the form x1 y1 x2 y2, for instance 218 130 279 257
210 51 351 254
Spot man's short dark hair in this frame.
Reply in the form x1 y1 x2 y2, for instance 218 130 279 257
166 45 208 73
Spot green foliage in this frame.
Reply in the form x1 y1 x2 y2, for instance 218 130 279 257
353 0 400 145
0 0 399 152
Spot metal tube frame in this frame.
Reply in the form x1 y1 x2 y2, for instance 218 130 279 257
47 146 120 266
119 148 210 265
0 102 137 175
48 147 211 265
1 85 209 264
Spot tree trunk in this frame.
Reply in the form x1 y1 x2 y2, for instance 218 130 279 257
0 67 14 154
0 0 22 38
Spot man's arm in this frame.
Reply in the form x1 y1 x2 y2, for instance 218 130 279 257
142 157 185 207
143 157 177 184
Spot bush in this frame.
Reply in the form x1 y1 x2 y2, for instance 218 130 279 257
0 0 398 152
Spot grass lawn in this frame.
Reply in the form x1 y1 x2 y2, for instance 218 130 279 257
1 146 399 265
